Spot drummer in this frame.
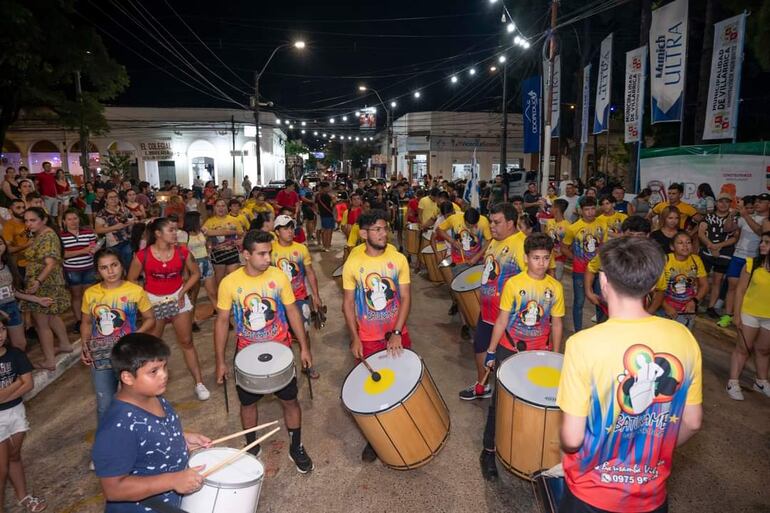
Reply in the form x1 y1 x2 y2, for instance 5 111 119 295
342 209 412 463
214 230 315 473
479 232 565 481
432 207 492 340
272 214 323 379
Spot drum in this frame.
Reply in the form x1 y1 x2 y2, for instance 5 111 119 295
405 223 421 255
333 264 344 288
343 245 351 262
234 342 295 395
341 349 450 470
495 351 563 480
532 471 565 513
420 245 446 283
181 447 264 513
450 265 483 328
438 257 454 287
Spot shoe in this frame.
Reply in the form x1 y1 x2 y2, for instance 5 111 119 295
289 445 314 473
448 303 458 316
361 442 377 462
459 383 492 401
247 443 262 458
591 314 597 323
726 380 744 401
717 314 733 328
194 383 210 401
714 298 725 310
70 323 81 334
479 450 498 481
460 325 471 340
752 380 770 398
192 322 201 333
706 307 719 319
89 460 95 471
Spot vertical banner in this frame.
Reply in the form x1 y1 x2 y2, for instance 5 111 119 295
703 13 747 140
649 0 689 123
543 55 561 137
581 64 591 144
522 75 542 153
624 46 647 143
464 148 480 208
593 33 613 134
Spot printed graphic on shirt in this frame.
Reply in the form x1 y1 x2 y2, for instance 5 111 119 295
564 220 606 273
656 255 705 311
616 344 684 415
479 233 526 324
499 273 565 349
438 213 491 264
272 242 310 300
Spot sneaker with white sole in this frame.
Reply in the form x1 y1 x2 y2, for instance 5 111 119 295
195 383 210 401
752 380 770 398
459 383 492 401
726 380 744 401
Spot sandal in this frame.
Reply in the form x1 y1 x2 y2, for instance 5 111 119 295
19 495 47 512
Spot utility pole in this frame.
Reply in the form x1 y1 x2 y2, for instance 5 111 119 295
253 74 262 186
540 0 559 195
75 71 91 181
231 116 237 191
499 60 509 176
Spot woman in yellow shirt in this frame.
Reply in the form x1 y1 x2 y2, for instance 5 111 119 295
728 231 770 400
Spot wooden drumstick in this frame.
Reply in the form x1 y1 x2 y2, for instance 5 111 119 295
208 420 280 446
361 359 382 382
201 426 280 478
480 367 492 387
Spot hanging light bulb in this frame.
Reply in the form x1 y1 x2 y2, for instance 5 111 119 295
329 117 335 124
469 68 477 76
342 115 348 121
450 75 458 84
414 91 421 98
507 22 516 33
390 101 397 108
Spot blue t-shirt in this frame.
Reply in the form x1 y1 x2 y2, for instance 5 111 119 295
0 347 33 411
92 397 189 513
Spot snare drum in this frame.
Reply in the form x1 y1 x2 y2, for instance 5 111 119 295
181 447 264 513
341 349 450 470
450 265 483 328
420 245 446 283
333 264 344 288
234 342 295 395
406 223 421 256
495 351 563 480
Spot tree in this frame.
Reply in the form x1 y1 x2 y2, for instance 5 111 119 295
285 139 309 156
102 152 132 183
0 0 128 146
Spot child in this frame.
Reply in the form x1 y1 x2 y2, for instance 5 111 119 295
545 199 570 280
81 249 155 440
598 194 628 237
649 231 708 330
92 333 211 512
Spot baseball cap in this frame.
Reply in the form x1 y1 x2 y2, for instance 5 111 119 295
757 192 770 201
717 192 733 201
274 215 295 228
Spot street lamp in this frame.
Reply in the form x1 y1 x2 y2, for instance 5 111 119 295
358 85 394 176
253 39 305 184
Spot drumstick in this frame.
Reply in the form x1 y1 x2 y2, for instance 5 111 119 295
208 420 280 446
223 376 230 415
201 427 281 478
480 367 492 387
361 359 382 382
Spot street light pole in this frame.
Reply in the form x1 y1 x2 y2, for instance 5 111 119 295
540 1 559 195
499 60 508 177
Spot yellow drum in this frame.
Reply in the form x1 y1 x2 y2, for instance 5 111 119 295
450 265 482 328
420 244 446 283
341 349 450 470
495 351 563 480
406 223 421 256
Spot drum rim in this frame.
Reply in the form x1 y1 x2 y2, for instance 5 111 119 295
496 352 562 408
340 348 425 415
235 367 296 395
234 341 294 375
190 448 265 489
450 264 484 292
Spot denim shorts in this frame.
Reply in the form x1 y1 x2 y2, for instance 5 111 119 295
65 268 97 286
320 216 335 230
196 257 214 280
726 256 746 279
0 301 23 327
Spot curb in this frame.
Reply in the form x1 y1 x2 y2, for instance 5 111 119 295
25 339 83 402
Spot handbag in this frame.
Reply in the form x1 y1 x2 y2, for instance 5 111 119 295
142 247 185 320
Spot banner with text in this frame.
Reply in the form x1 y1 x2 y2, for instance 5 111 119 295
522 75 542 153
703 13 747 140
139 139 173 160
649 0 688 123
581 64 591 144
593 33 613 134
624 45 647 143
543 55 561 137
359 107 377 131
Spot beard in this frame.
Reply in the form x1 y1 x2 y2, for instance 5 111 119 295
368 240 386 251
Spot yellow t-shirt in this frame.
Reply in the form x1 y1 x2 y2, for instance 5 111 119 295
601 212 628 236
652 201 697 228
499 272 565 350
82 281 152 364
545 218 570 262
342 244 410 341
247 202 275 218
271 240 312 300
556 316 702 512
418 196 439 225
177 231 209 260
437 212 492 264
742 258 770 318
3 218 29 267
479 232 527 324
203 215 243 247
227 213 250 232
563 218 607 273
587 255 602 274
217 266 296 350
347 224 362 248
655 253 706 311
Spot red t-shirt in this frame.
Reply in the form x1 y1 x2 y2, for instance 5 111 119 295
347 207 362 226
407 198 419 223
138 246 189 295
35 171 58 197
294 226 306 243
276 189 299 210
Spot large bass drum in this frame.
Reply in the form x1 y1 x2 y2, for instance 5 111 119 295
450 265 483 328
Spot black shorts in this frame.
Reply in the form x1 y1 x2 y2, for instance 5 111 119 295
236 377 298 406
560 485 668 513
302 209 316 221
473 318 494 353
699 251 729 274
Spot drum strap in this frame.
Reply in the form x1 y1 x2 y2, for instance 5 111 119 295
139 497 188 513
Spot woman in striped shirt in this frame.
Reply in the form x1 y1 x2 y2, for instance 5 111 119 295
61 209 98 332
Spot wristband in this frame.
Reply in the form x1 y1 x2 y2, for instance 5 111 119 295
484 351 496 367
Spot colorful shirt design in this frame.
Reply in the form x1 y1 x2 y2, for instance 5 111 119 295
557 317 702 512
479 232 527 325
601 212 628 236
545 218 570 262
271 240 311 300
563 218 607 273
342 245 410 341
499 272 564 350
217 267 295 350
438 212 492 264
656 254 706 312
203 215 243 249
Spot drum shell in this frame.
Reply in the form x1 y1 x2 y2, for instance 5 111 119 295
235 359 296 395
438 260 454 287
346 364 450 470
495 382 562 480
421 249 446 283
181 450 264 513
454 289 480 328
406 225 421 255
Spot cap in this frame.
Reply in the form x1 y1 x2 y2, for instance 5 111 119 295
757 192 770 201
274 215 295 228
717 192 733 201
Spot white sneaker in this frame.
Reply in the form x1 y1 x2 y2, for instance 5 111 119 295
195 383 210 401
726 380 744 401
752 380 770 398
590 314 597 323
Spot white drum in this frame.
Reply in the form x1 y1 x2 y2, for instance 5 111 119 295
234 342 295 395
181 448 264 513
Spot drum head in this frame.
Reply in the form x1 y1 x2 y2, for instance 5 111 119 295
333 265 344 277
451 265 484 292
422 229 434 241
341 349 423 414
235 342 294 376
497 351 563 407
189 447 264 487
407 223 420 231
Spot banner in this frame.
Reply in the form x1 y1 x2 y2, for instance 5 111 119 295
593 33 613 134
543 55 561 137
463 148 480 208
139 139 173 160
649 0 688 123
359 107 377 130
624 46 647 143
581 64 591 144
703 13 747 140
522 75 541 153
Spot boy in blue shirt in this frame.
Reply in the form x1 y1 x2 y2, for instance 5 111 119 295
92 333 211 512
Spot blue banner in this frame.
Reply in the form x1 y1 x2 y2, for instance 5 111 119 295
522 75 541 153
